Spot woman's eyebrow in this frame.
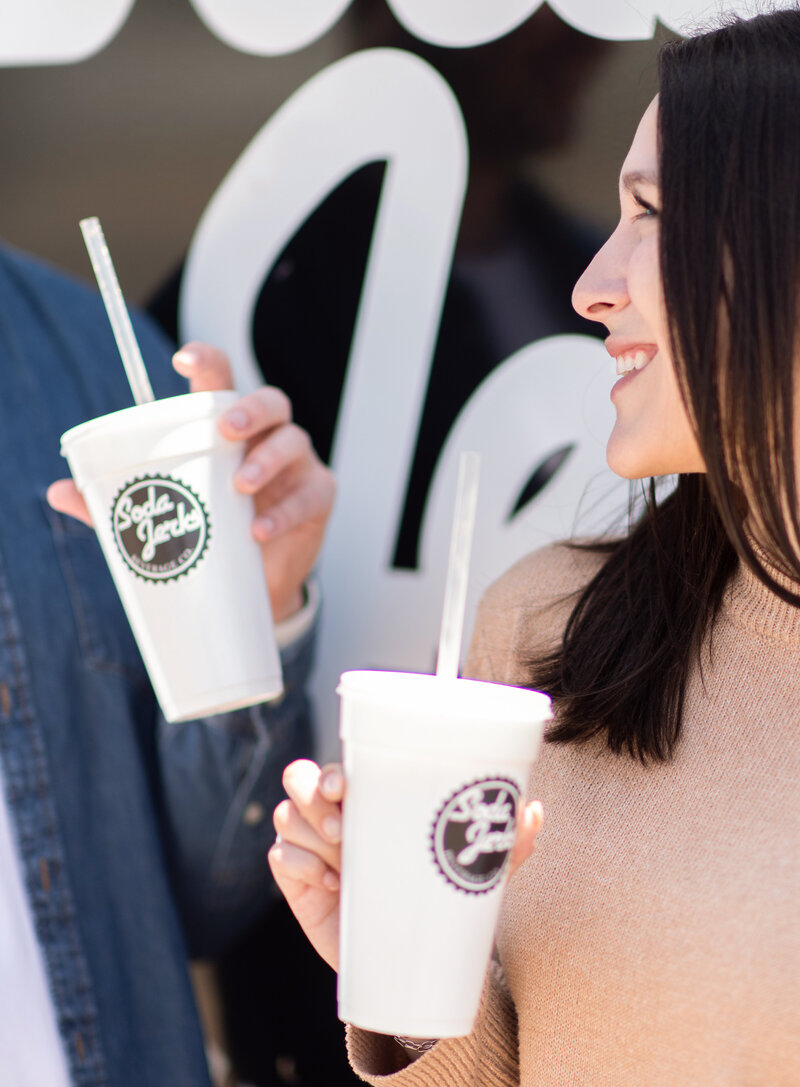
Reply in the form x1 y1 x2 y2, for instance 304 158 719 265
621 170 659 192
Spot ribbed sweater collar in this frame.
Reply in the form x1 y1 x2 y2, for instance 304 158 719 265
724 546 800 646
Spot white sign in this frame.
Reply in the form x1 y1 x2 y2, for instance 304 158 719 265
3 0 793 65
0 0 134 65
187 0 797 51
187 0 352 57
179 47 624 755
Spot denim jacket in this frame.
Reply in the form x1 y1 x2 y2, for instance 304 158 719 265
0 245 314 1086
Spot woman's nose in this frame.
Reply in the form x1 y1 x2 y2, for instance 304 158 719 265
571 231 629 323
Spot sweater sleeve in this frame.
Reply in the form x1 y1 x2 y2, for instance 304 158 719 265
346 960 519 1085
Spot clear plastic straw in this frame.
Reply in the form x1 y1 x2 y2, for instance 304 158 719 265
436 451 481 680
79 216 154 405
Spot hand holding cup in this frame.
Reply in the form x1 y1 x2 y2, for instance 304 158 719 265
270 759 346 971
48 341 335 623
50 340 334 721
269 757 544 976
271 454 548 1039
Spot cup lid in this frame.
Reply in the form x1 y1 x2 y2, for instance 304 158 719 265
337 671 552 760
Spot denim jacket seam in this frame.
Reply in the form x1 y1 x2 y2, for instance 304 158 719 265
204 679 309 893
209 717 272 887
0 557 110 1086
41 497 148 686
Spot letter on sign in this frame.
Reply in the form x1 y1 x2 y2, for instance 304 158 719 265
188 0 352 56
0 0 134 65
4 0 800 66
386 0 798 45
386 0 546 47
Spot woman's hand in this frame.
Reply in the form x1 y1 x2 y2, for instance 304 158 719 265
269 759 345 971
268 758 544 974
47 342 336 624
510 797 544 876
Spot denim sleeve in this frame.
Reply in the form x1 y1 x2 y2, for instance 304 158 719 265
154 615 316 959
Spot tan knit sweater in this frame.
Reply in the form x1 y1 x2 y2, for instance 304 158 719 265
348 543 800 1085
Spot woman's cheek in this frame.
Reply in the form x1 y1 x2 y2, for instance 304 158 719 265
627 235 662 325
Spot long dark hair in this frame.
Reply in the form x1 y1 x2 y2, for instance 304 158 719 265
531 10 800 762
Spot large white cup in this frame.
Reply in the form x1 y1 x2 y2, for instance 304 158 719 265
337 670 551 1038
60 391 283 722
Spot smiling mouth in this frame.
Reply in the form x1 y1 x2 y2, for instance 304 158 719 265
614 349 653 376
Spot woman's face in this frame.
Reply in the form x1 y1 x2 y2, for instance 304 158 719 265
572 98 705 479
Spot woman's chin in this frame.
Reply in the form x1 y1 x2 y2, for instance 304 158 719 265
606 427 706 479
605 435 652 481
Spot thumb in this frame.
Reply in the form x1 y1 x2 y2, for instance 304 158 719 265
508 800 543 878
47 480 93 527
172 342 234 393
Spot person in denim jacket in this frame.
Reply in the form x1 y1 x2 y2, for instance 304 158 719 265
0 243 334 1087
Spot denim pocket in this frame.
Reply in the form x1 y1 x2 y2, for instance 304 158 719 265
43 499 148 684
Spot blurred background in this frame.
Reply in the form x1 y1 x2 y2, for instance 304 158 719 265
0 0 671 304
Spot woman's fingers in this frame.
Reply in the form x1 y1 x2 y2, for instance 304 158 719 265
270 760 344 971
318 764 345 803
272 760 343 886
268 834 341 972
269 834 340 894
273 797 341 874
280 759 344 852
46 480 93 526
508 800 544 878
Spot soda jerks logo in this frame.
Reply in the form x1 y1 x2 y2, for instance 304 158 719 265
430 778 520 894
111 475 210 582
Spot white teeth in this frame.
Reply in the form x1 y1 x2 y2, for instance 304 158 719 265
615 350 651 375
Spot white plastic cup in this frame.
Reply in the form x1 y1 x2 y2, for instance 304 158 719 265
60 390 283 722
336 670 551 1039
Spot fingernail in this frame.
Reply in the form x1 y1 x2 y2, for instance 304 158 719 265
321 770 342 798
173 349 198 369
322 815 341 843
254 516 276 541
223 408 250 431
323 871 340 892
237 461 262 485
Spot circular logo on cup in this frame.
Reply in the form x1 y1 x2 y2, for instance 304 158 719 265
430 777 520 895
111 475 210 582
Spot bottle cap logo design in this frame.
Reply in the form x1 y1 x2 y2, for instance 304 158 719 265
111 475 210 582
430 777 520 894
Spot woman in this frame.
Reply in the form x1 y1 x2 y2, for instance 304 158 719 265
269 11 800 1083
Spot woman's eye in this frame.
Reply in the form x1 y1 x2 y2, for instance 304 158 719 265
632 195 659 221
